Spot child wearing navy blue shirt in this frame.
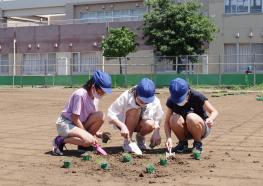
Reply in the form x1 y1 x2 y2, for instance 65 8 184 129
164 78 218 153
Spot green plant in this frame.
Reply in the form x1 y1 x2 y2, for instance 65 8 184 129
101 27 137 74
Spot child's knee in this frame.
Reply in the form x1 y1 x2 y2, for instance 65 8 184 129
170 114 184 128
142 120 155 131
96 111 105 122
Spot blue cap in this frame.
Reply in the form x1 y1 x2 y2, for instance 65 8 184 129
136 78 155 103
92 70 112 94
169 78 189 104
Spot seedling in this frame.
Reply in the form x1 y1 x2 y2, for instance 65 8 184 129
121 153 132 163
100 162 109 170
96 158 109 170
193 149 201 160
63 159 72 168
146 163 155 174
159 155 168 166
81 153 91 161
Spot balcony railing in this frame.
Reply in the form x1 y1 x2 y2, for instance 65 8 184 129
0 16 143 28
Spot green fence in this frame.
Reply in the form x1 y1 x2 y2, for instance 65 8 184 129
1 74 263 87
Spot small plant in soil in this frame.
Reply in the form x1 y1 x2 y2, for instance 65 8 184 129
121 153 132 163
63 159 72 168
159 154 168 166
146 163 155 174
81 153 91 161
96 158 109 170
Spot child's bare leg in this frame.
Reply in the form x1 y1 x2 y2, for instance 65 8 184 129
169 113 188 141
64 127 96 147
136 119 155 136
125 108 141 138
83 111 105 136
186 113 205 142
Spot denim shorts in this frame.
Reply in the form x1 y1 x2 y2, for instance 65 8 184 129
56 115 75 137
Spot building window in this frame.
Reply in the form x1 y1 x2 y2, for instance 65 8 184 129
225 0 237 13
237 0 249 13
72 53 80 73
72 53 100 74
0 54 9 75
23 53 56 75
251 0 262 12
80 8 146 23
224 43 263 72
225 0 262 14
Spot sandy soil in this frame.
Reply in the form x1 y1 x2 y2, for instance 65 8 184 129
0 87 262 186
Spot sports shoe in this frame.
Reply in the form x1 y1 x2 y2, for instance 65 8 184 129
122 139 133 152
136 133 148 150
52 136 65 156
192 141 203 153
173 140 188 153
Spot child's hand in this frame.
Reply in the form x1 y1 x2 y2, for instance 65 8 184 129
165 138 173 150
120 124 129 139
205 117 214 128
150 130 161 148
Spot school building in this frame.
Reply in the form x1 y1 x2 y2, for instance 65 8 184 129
0 0 263 78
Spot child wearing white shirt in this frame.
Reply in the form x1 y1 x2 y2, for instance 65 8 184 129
107 78 163 153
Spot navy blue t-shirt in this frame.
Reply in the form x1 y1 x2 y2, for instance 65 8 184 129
166 89 208 120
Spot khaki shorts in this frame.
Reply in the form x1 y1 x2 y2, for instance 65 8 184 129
56 116 75 137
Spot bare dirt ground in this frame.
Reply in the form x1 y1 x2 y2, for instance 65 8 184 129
0 87 262 186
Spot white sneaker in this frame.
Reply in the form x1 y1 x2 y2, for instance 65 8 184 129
136 133 148 150
122 139 133 152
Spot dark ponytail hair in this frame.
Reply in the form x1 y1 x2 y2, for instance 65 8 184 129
83 77 101 91
83 77 94 91
128 86 137 98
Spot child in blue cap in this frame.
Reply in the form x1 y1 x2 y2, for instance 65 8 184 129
52 70 112 155
164 78 218 153
108 78 163 153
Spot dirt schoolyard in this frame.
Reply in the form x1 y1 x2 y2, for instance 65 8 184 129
0 87 262 186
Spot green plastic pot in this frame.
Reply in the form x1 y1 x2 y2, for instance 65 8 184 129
100 162 109 170
63 160 72 168
122 154 132 162
82 153 91 161
160 158 168 166
193 150 201 160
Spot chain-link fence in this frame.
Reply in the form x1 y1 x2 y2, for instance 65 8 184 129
0 54 263 87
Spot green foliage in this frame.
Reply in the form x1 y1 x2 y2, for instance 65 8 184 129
144 0 218 56
101 27 137 57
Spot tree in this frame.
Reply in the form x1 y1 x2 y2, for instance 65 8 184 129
144 0 218 71
101 27 137 74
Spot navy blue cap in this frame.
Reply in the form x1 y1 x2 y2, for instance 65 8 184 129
136 78 155 104
93 70 112 94
169 78 189 104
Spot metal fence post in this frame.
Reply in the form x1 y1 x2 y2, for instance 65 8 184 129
219 54 222 86
124 57 127 88
253 54 256 86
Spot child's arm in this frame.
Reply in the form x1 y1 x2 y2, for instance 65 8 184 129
71 114 85 130
164 108 173 149
107 92 129 138
203 100 219 128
